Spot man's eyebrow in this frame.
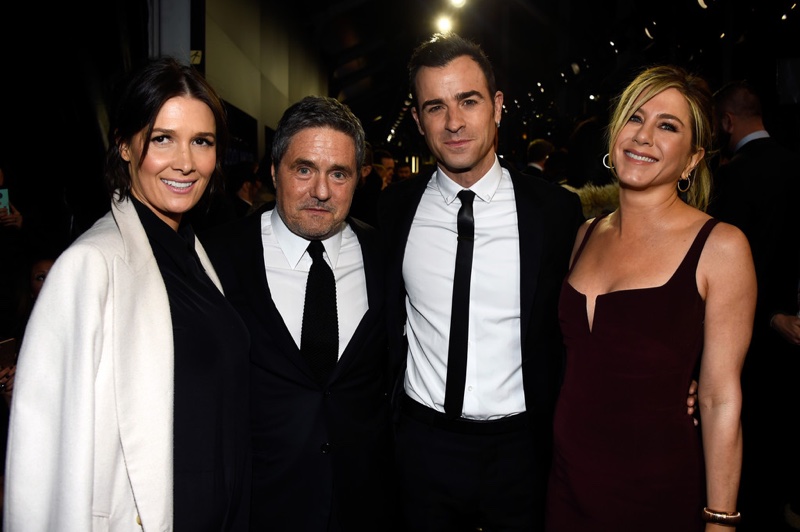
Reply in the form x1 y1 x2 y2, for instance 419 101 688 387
421 90 484 109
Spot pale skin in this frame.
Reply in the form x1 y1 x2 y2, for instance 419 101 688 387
411 55 503 189
569 88 755 529
272 127 359 240
120 95 218 231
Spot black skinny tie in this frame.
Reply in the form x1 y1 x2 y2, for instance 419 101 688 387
300 240 339 383
444 189 475 418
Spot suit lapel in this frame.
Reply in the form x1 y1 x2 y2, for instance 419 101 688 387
236 212 305 361
509 168 544 349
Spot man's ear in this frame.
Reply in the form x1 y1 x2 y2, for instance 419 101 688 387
411 107 425 136
721 112 734 134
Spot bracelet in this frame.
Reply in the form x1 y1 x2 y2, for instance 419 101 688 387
702 507 741 526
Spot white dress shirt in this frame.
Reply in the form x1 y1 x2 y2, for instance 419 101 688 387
403 157 524 419
261 208 368 358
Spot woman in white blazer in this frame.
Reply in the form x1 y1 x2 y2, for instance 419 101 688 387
4 57 251 531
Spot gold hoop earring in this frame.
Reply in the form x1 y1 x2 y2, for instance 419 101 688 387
602 154 613 169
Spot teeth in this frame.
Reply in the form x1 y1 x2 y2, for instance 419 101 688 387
162 179 192 189
625 151 656 163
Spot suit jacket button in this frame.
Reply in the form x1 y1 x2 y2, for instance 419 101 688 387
321 442 331 453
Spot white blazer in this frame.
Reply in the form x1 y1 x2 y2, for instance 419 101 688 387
4 196 224 531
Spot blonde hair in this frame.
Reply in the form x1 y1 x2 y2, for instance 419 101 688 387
605 65 715 211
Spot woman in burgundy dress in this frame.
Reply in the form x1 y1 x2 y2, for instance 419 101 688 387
545 65 756 531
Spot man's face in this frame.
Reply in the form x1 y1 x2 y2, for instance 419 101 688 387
411 55 502 185
273 127 359 240
397 165 412 180
379 156 395 181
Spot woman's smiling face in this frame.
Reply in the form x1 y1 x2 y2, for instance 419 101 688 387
122 95 217 230
613 87 702 191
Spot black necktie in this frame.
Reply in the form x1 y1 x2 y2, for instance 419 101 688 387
300 240 339 383
444 189 475 418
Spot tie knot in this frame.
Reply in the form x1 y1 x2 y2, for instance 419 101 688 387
307 240 326 262
457 189 475 205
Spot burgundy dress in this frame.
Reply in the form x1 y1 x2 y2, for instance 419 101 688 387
545 215 718 532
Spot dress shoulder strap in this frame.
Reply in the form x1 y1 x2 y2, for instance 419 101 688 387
681 217 720 272
569 214 609 271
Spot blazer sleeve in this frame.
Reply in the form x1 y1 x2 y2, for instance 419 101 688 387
4 242 112 531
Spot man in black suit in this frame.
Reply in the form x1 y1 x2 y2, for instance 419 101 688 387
202 96 396 532
709 80 800 531
378 33 584 531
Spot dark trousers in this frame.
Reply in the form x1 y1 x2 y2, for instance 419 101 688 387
395 397 547 532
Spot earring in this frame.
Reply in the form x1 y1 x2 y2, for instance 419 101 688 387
677 170 694 193
602 154 613 169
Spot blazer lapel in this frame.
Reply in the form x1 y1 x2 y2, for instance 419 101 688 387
509 168 544 349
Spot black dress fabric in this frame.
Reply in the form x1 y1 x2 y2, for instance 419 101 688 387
134 198 251 531
546 215 719 532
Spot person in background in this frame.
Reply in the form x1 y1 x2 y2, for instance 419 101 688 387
522 138 555 179
374 148 395 188
709 79 800 531
350 140 383 227
202 96 397 532
395 161 413 181
0 163 27 343
378 32 585 531
226 160 263 217
4 56 251 531
545 65 755 531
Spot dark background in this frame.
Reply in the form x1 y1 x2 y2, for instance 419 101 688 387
1 0 798 254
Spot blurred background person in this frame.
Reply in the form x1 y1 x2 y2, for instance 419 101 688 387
226 160 263 217
709 79 800 531
395 161 413 181
522 138 555 179
374 148 395 188
350 140 383 227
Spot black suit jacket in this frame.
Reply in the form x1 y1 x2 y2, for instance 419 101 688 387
201 205 396 532
377 160 584 444
709 137 800 324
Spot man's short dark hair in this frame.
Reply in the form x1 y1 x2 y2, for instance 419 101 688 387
407 32 497 112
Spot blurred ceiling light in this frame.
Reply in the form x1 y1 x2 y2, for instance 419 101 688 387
645 27 654 39
698 0 708 9
450 0 466 7
436 16 453 33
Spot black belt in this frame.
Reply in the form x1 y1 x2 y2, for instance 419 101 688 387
401 394 529 435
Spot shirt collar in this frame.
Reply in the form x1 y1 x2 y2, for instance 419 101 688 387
735 130 769 152
270 207 344 269
434 156 503 205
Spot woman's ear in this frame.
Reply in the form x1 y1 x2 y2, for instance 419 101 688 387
120 143 131 162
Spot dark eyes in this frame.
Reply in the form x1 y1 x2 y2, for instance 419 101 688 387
628 115 678 132
150 135 214 146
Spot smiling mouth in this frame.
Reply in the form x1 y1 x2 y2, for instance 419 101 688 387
161 178 194 189
624 150 657 163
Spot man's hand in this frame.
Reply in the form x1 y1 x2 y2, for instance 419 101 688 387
687 379 698 426
771 313 800 346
